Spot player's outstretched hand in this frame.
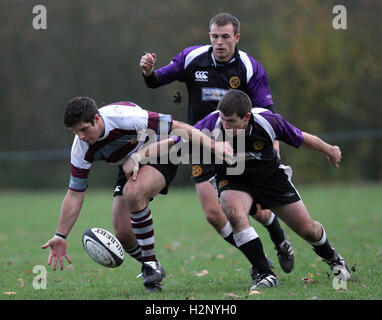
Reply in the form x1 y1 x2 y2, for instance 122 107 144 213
140 52 156 77
327 145 342 168
41 237 72 271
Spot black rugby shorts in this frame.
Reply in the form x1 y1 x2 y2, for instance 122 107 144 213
114 162 178 197
215 165 301 213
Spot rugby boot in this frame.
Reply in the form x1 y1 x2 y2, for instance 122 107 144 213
322 249 350 281
275 239 295 273
138 261 166 292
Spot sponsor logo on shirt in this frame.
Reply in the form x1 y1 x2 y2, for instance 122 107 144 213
201 88 228 101
229 76 241 88
195 71 208 82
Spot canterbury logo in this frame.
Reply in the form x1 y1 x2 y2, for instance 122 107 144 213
195 71 208 82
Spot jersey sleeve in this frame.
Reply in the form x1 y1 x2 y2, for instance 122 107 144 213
243 54 274 109
260 112 304 148
69 136 91 192
144 45 205 88
146 111 174 136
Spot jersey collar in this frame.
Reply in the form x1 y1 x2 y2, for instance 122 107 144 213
209 47 239 67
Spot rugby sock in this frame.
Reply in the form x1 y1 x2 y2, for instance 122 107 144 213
309 226 336 260
218 221 236 247
263 212 286 246
125 242 142 262
233 227 273 275
130 206 157 262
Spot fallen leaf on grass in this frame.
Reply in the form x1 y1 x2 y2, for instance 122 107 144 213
196 269 209 277
225 293 242 298
66 265 75 271
216 254 225 259
165 241 181 252
301 277 315 283
248 289 262 295
3 292 16 295
17 278 24 287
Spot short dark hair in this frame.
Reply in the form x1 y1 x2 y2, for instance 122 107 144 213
64 97 99 128
209 13 240 34
217 89 252 118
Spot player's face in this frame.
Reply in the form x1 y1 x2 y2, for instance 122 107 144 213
209 23 240 62
70 114 104 145
219 111 250 137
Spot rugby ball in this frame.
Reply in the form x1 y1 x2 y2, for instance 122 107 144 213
82 228 124 268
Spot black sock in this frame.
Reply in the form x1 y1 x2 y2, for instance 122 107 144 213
264 213 285 246
218 222 237 247
224 233 237 247
233 228 273 275
312 239 335 260
239 238 273 275
310 226 335 260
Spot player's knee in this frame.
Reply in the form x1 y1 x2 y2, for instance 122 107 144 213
204 206 226 227
123 185 145 208
298 221 318 242
252 208 270 224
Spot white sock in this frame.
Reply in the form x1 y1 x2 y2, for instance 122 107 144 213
218 221 233 239
233 227 259 247
263 211 275 226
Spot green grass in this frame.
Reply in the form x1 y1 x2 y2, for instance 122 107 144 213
1 183 381 300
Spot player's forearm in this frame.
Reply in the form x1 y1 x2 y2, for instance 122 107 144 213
138 137 176 160
56 189 85 237
302 132 334 157
172 121 215 151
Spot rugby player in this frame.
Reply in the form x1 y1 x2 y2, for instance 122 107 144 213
194 89 350 289
41 97 232 292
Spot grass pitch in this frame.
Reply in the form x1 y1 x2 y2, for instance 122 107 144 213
0 183 381 300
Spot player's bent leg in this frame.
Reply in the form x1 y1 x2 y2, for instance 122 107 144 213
123 165 167 291
220 190 277 288
272 201 322 242
124 165 165 211
272 200 350 280
250 204 294 273
251 208 271 224
112 195 142 262
195 181 228 231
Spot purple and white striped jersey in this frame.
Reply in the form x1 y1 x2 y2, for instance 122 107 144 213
69 101 173 192
144 45 274 125
194 108 304 178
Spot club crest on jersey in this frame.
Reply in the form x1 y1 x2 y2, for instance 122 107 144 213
218 180 228 189
253 141 265 151
195 71 208 82
192 165 203 177
229 76 241 88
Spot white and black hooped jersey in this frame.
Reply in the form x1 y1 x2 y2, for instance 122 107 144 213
69 101 173 192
